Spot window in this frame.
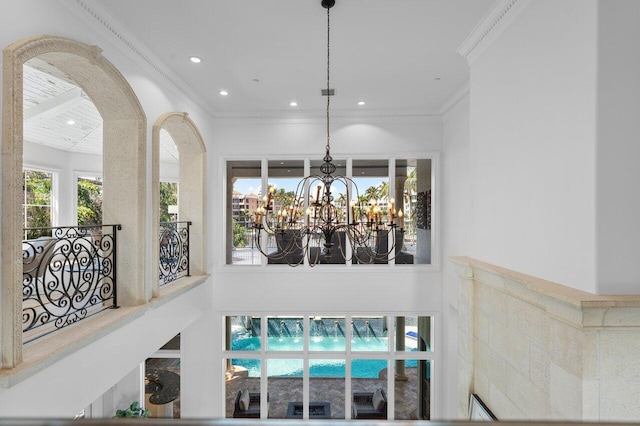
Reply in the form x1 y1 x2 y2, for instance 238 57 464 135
159 181 178 222
224 315 434 420
226 158 433 266
23 168 53 239
227 161 262 265
77 175 102 226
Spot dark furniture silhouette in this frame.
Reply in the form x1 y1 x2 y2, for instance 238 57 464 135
286 401 331 418
233 391 264 418
352 389 387 419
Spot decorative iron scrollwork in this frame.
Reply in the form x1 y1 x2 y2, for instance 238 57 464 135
158 221 191 285
22 224 121 343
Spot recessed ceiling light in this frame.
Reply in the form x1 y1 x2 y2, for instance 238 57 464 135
219 90 229 96
357 101 366 106
289 101 298 107
190 56 202 64
67 120 76 125
280 162 285 165
361 171 365 175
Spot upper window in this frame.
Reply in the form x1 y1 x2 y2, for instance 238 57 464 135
23 168 54 239
226 158 432 266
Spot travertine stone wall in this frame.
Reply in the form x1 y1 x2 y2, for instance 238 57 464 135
451 257 640 422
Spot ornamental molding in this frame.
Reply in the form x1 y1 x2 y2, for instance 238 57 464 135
457 0 531 65
56 0 217 118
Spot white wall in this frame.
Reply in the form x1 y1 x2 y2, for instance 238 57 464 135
469 0 599 293
1 0 216 417
441 97 471 418
2 0 448 419
0 282 211 417
595 0 640 294
209 114 445 416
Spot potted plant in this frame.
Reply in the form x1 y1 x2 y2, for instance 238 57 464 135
115 401 151 419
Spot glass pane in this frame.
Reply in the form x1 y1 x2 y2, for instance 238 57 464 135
309 317 346 351
225 357 261 418
23 169 53 239
417 359 432 419
395 159 431 265
394 359 422 420
266 160 305 265
394 316 432 352
310 359 344 419
229 316 261 351
145 357 180 419
351 317 388 352
77 175 103 226
159 181 178 222
351 359 388 419
267 317 303 351
227 160 261 265
351 160 390 265
309 160 347 264
268 359 303 419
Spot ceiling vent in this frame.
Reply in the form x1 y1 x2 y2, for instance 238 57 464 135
321 88 336 96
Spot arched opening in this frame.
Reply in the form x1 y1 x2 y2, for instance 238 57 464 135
152 112 206 298
2 35 147 367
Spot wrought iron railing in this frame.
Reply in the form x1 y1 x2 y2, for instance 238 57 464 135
158 221 191 286
22 224 121 343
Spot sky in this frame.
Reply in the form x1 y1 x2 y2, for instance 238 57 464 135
233 177 387 197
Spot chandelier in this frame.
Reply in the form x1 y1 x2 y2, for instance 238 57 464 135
252 0 403 266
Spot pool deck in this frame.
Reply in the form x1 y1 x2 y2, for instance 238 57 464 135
225 366 427 420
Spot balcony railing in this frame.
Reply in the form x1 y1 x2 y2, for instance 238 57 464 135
22 224 121 343
159 221 191 286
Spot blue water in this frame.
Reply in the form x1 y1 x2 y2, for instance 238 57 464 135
232 336 391 352
231 336 418 378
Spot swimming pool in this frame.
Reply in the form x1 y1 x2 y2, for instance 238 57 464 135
231 336 418 378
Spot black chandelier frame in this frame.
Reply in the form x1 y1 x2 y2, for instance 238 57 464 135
252 0 404 266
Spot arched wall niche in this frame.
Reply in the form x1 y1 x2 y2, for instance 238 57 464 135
152 112 207 297
2 35 147 368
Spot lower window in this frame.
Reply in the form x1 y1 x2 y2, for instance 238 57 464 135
224 315 433 420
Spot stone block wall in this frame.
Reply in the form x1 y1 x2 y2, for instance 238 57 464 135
452 257 640 421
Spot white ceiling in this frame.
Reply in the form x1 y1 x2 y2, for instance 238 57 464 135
23 0 494 159
97 0 494 116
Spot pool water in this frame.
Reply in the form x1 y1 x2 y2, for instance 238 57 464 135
231 336 418 378
232 336 394 352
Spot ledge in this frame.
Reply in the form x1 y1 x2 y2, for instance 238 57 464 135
0 274 208 388
449 257 640 328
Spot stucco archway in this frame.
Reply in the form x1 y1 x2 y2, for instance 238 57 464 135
2 35 147 367
152 112 206 297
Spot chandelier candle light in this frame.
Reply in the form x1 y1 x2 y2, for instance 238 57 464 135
252 0 403 266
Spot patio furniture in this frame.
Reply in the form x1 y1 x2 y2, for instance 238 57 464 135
352 389 387 419
286 402 331 419
233 390 265 418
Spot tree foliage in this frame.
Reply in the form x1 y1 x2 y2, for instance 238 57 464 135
23 170 52 239
159 181 178 223
232 219 247 248
77 178 102 226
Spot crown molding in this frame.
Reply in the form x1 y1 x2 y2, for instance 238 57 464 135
56 0 217 118
457 0 531 65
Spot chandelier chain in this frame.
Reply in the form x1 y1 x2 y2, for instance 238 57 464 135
326 4 331 154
